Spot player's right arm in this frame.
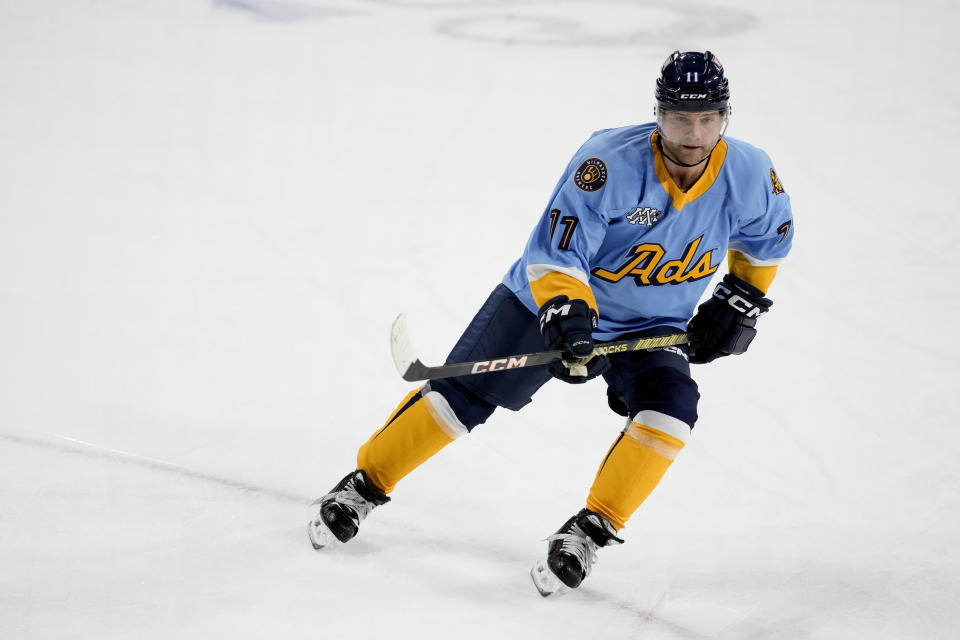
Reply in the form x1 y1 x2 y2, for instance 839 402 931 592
515 154 615 382
519 157 612 316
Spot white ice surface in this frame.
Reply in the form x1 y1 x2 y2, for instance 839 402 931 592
1 1 959 638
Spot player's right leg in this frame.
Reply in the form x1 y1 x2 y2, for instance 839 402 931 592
307 384 475 549
309 284 550 549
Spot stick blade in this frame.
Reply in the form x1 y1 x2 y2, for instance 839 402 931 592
390 313 427 382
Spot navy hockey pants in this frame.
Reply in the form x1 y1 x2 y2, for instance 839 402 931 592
428 284 699 431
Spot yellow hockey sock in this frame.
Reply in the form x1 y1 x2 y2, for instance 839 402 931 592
586 415 689 530
357 387 468 494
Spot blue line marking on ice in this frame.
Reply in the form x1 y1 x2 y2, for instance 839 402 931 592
214 0 366 22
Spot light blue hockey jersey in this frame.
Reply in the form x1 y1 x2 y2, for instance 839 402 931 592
502 122 794 340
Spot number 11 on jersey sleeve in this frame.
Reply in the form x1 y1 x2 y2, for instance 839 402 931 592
548 209 579 251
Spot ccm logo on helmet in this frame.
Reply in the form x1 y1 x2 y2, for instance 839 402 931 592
680 93 708 99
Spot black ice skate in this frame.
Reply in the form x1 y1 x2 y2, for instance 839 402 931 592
530 508 623 597
307 469 390 550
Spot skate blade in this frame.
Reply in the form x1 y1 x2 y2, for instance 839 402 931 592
530 558 566 597
307 518 336 550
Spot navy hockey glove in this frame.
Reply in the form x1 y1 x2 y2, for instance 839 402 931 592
537 295 610 384
688 274 773 364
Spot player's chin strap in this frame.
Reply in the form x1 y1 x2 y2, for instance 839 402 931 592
654 133 715 168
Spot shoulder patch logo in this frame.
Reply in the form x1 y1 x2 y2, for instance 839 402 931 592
770 168 784 195
574 158 608 192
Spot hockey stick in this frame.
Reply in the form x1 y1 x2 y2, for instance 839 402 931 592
390 313 688 382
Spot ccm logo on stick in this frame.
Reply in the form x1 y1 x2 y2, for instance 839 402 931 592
471 356 529 374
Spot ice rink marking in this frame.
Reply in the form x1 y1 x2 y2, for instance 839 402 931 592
0 429 310 505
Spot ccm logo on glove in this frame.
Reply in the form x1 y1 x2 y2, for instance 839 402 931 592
537 295 609 383
687 274 773 364
538 302 598 334
713 282 767 318
539 302 573 331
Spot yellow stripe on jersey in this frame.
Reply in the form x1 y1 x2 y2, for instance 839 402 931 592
728 250 778 294
529 269 599 313
586 422 686 530
650 131 728 212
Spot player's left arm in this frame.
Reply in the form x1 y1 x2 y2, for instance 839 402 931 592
726 162 794 293
688 159 794 364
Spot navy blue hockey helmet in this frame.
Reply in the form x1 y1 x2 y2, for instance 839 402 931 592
655 51 730 112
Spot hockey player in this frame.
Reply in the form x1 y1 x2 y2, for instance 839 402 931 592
308 51 794 596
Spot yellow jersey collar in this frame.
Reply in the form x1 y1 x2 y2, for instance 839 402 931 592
650 130 727 212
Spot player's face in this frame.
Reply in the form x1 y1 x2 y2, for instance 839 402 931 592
657 109 727 164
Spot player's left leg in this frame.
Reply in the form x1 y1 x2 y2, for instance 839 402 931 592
585 363 696 530
533 336 698 595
